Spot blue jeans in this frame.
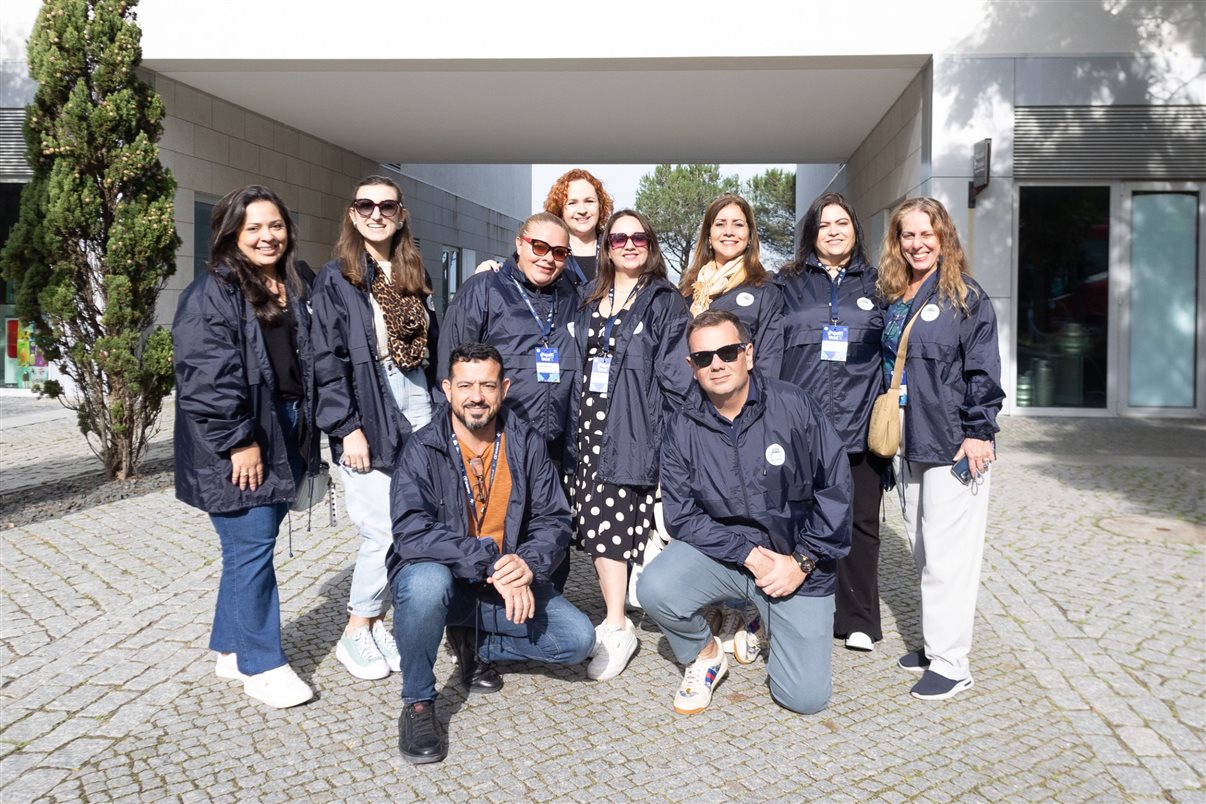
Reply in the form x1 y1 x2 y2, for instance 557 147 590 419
342 364 434 617
208 400 304 676
637 540 836 714
391 561 595 704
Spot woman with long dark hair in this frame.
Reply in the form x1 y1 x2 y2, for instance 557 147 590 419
572 209 693 681
311 175 437 681
173 185 320 708
780 192 886 653
878 197 1004 700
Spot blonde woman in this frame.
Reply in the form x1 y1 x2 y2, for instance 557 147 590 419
877 197 1004 701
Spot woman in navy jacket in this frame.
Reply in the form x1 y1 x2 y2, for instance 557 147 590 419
173 185 320 709
780 192 887 653
877 197 1004 701
311 175 437 682
681 193 784 378
437 213 580 461
679 192 785 651
571 209 694 682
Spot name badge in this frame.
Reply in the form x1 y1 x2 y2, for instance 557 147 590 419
535 346 560 383
899 382 908 407
820 325 849 362
588 355 612 394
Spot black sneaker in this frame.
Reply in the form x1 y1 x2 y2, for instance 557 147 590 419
910 670 974 700
398 701 447 764
446 626 503 693
897 650 931 673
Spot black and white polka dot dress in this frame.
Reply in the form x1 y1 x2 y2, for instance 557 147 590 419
572 307 656 562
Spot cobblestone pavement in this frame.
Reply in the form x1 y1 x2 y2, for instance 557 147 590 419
1 390 1203 802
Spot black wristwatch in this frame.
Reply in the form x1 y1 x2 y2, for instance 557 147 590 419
792 552 816 575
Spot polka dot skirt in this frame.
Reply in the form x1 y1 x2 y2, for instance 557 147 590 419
571 307 655 562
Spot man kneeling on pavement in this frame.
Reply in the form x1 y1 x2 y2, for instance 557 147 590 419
387 342 595 764
637 310 852 715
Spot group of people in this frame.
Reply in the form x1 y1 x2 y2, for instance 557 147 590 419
172 168 1004 765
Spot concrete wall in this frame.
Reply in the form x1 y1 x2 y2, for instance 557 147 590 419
152 73 522 325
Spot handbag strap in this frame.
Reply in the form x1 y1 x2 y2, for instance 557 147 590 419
888 306 925 390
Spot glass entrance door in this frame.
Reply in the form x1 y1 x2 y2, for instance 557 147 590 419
1123 187 1202 411
1016 186 1111 410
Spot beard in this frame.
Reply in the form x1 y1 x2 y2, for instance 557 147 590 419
455 404 494 431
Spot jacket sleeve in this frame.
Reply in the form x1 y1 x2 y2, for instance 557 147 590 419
513 431 572 583
172 285 256 454
390 440 499 581
795 404 853 561
958 287 1005 442
310 274 362 439
659 417 767 565
754 284 786 379
654 292 695 410
435 280 489 401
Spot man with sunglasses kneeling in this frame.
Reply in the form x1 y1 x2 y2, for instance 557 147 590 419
636 310 852 715
388 343 595 764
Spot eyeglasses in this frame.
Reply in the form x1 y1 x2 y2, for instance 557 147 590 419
351 199 402 219
468 457 487 499
521 236 570 262
687 342 748 369
607 232 651 250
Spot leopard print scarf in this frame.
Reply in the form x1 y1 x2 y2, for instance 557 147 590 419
368 257 428 371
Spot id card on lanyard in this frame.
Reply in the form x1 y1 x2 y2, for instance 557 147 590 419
589 283 638 396
508 274 560 384
820 268 849 362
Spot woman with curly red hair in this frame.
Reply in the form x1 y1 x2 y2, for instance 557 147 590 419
542 169 613 284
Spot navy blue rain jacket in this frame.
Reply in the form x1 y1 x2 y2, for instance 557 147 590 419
705 281 786 378
893 272 1005 464
437 258 580 448
570 277 694 485
780 255 884 454
386 405 570 585
310 256 438 471
173 265 322 514
660 376 852 597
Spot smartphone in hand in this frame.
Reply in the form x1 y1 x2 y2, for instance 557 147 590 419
951 455 973 485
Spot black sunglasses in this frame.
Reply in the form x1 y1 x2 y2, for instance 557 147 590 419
351 199 402 219
607 232 652 249
688 342 748 369
521 236 570 262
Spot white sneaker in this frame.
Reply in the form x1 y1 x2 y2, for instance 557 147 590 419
732 616 763 665
371 620 401 673
674 637 728 715
214 652 247 681
243 664 313 709
716 607 745 654
845 631 874 652
586 618 638 681
336 625 390 680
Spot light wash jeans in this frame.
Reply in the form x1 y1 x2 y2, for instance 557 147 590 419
637 539 836 714
342 363 432 618
392 561 595 704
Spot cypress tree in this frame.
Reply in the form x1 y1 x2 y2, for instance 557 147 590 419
1 0 179 480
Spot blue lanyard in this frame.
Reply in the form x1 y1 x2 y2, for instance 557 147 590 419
828 267 847 324
602 282 640 356
508 274 557 344
450 428 502 533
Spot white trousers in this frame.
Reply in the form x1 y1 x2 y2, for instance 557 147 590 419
898 455 991 681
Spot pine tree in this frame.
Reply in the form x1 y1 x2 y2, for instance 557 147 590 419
0 0 179 480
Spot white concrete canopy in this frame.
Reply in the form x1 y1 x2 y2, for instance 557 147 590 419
133 0 1204 165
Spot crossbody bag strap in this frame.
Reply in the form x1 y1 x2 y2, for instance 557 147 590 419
888 307 925 391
